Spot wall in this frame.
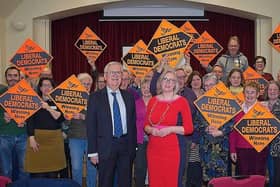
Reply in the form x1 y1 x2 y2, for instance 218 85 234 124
2 0 280 82
0 18 6 84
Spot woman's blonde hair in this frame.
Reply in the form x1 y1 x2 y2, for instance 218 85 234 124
156 68 179 95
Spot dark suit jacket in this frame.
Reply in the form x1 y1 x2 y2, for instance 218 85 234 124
86 87 137 160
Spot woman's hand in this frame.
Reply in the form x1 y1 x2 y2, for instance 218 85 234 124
158 127 172 137
157 55 168 73
72 113 85 120
206 126 223 137
231 153 237 163
29 136 39 152
41 101 50 110
150 127 161 136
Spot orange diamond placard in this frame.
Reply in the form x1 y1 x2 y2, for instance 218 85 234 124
122 40 158 79
0 79 42 126
243 67 268 98
10 38 53 78
75 27 107 63
234 102 280 152
48 75 89 119
147 19 192 68
268 24 280 53
180 21 200 54
194 82 242 129
190 31 223 66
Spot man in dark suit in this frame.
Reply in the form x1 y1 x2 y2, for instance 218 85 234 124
87 61 137 187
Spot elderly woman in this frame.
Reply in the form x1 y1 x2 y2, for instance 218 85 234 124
25 77 65 178
196 73 234 183
144 68 194 187
134 79 152 187
254 56 274 81
67 73 97 187
263 81 280 187
230 82 268 176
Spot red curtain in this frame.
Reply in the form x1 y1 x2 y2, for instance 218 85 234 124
51 11 255 83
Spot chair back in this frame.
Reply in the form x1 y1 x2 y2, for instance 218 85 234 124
208 175 265 187
0 176 12 187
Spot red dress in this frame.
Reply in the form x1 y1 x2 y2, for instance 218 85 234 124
145 96 193 187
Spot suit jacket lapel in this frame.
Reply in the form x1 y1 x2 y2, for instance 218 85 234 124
101 88 113 133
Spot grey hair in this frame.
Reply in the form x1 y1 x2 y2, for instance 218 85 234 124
104 61 123 74
157 68 180 95
77 73 93 84
202 73 218 85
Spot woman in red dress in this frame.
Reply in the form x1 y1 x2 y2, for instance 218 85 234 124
144 69 194 187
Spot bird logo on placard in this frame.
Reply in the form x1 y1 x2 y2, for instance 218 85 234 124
16 85 28 93
183 26 191 32
252 108 265 118
136 46 145 53
245 72 255 79
160 27 172 35
67 81 79 89
213 87 226 97
24 45 35 53
201 36 210 42
85 33 94 39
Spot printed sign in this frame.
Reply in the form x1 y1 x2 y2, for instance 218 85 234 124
180 21 200 54
194 82 242 128
189 31 223 66
75 27 107 62
0 79 42 126
234 102 280 152
243 66 268 98
235 92 245 105
122 40 158 78
10 38 53 78
48 75 89 119
147 19 192 68
268 24 280 53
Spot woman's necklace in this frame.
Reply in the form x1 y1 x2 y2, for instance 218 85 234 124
148 99 171 126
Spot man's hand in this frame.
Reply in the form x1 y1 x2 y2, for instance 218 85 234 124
4 112 11 123
90 155 99 165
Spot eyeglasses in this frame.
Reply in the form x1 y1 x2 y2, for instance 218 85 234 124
204 83 216 88
106 71 122 76
162 77 176 83
82 82 92 86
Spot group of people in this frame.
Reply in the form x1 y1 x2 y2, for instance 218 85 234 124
0 35 280 187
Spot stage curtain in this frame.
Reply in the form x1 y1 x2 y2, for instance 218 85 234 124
51 11 255 83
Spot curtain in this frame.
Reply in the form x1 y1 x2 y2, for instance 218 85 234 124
51 11 255 83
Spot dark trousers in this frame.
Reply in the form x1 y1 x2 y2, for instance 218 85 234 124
134 141 148 187
98 136 133 187
273 157 280 187
186 162 202 187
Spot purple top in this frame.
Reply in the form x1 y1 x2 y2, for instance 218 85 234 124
135 97 147 144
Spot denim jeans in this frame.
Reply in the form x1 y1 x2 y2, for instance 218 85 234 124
69 138 97 187
0 134 29 180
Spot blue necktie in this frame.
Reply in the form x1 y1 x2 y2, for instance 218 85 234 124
111 92 123 137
